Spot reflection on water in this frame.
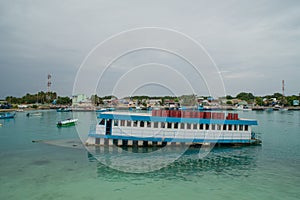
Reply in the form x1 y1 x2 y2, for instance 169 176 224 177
88 146 261 181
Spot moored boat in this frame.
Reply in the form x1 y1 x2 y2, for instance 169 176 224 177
57 118 78 127
0 112 16 119
273 105 282 111
233 105 251 111
26 112 43 117
86 110 260 147
252 107 265 111
56 108 72 112
96 108 115 112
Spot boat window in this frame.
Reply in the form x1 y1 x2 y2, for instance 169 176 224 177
174 122 178 129
161 122 165 128
223 124 227 131
167 122 172 129
245 125 248 131
140 121 145 127
133 121 138 127
99 119 105 125
199 124 204 130
127 120 131 127
239 125 243 131
147 121 151 128
211 124 216 130
193 124 198 129
120 120 125 126
234 125 238 131
228 125 232 131
186 123 191 130
180 123 185 129
205 124 210 130
217 124 222 130
114 120 118 126
153 122 159 128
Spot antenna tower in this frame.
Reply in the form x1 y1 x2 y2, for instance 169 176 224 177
47 74 52 100
282 80 285 96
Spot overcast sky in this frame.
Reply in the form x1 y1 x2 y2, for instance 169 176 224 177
0 0 299 99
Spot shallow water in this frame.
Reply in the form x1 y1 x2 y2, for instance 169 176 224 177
0 110 299 200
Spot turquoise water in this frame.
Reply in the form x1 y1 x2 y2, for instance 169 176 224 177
0 110 299 200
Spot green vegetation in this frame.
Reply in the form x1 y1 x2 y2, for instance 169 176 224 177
4 91 299 107
255 97 264 106
236 92 255 101
225 92 299 106
226 95 234 100
226 100 233 105
5 91 71 105
56 96 72 105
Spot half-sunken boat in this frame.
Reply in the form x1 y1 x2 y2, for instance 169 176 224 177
86 110 260 147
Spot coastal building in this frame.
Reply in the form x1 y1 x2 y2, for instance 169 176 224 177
72 94 92 107
148 99 162 107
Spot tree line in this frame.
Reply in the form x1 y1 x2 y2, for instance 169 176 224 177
5 91 71 105
226 92 299 106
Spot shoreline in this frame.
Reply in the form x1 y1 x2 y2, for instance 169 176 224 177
1 106 300 112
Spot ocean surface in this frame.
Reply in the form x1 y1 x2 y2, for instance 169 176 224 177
0 110 299 200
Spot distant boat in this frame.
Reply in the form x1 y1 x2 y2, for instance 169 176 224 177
96 108 108 112
0 112 16 119
279 108 288 112
128 106 142 111
233 105 251 111
273 105 282 111
56 108 72 112
57 118 78 127
26 112 43 117
265 108 273 112
252 107 264 111
198 105 220 111
96 108 115 112
273 105 288 112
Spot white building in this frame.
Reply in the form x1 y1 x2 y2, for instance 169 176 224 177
72 94 92 107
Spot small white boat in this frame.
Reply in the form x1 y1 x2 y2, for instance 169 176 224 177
233 105 251 111
273 105 283 111
57 118 78 127
96 108 109 112
279 108 288 112
56 108 72 112
26 112 43 117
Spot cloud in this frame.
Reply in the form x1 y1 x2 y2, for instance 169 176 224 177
0 0 299 98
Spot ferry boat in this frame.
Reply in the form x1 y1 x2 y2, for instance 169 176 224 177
86 110 260 147
57 118 78 127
